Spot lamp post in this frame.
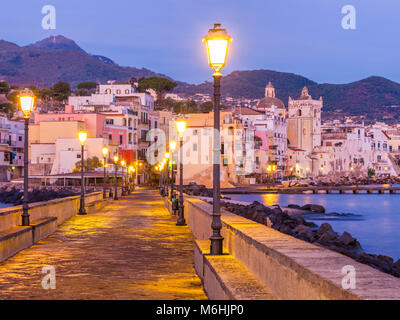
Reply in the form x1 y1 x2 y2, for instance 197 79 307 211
135 161 142 188
128 166 134 194
19 89 35 226
203 23 232 255
169 140 177 201
121 160 127 195
102 147 109 199
165 152 170 197
162 157 168 196
176 120 187 226
78 131 88 215
113 155 119 200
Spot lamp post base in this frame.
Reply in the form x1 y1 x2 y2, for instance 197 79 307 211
210 236 224 255
21 207 30 226
176 206 186 226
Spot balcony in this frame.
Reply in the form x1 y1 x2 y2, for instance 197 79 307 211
0 139 10 145
0 123 11 130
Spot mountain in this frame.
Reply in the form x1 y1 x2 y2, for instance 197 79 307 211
175 70 400 115
0 35 400 119
25 35 85 52
0 35 167 87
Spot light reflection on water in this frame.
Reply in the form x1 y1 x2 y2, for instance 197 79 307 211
226 193 400 260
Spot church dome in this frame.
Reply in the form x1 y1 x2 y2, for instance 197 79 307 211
257 96 285 110
256 82 285 110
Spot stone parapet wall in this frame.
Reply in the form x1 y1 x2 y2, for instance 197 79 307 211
165 196 400 300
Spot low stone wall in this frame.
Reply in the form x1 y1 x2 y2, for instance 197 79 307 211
0 188 123 263
0 192 103 231
164 196 400 300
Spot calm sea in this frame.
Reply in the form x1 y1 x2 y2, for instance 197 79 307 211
226 190 400 260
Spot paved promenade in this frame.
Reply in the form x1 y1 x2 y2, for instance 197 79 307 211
0 189 206 299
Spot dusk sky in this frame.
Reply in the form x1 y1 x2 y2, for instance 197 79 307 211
1 0 400 84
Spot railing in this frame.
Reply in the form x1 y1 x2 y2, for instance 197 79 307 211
0 123 11 130
0 139 10 145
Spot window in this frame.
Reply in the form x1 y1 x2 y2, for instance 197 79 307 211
77 154 81 159
298 109 302 116
125 89 130 94
193 143 197 151
109 134 112 141
18 136 22 141
106 119 114 125
120 135 123 145
193 129 198 136
123 119 127 126
116 89 121 94
155 121 158 129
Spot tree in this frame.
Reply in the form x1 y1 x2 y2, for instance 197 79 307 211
199 101 213 112
0 103 15 116
51 82 71 102
73 156 102 172
0 81 10 94
77 81 98 91
138 77 177 108
164 98 200 114
129 77 137 85
368 168 375 177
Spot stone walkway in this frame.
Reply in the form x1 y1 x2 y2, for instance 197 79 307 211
0 189 207 300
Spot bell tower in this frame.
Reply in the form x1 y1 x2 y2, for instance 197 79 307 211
287 87 323 152
265 82 275 98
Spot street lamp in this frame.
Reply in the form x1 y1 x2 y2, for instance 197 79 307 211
121 160 127 195
169 140 177 202
128 166 135 194
165 152 170 196
19 89 35 226
78 131 88 215
113 155 119 200
176 120 187 226
203 23 232 255
102 147 109 199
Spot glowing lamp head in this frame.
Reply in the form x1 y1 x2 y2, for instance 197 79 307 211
128 166 135 173
19 89 35 118
120 160 126 167
102 147 109 158
176 120 187 137
169 140 177 152
113 155 119 164
78 131 88 145
202 23 232 75
165 152 170 159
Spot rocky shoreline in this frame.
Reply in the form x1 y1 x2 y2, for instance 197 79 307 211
0 186 97 206
218 200 400 278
